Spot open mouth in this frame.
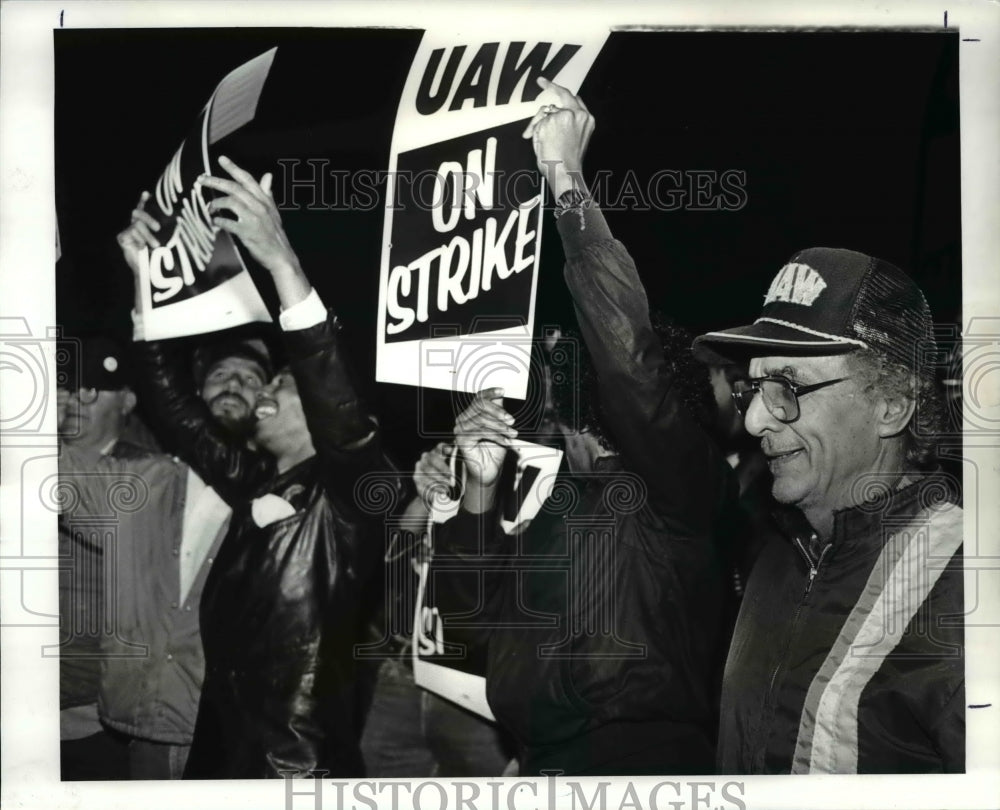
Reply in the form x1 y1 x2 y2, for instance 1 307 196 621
254 405 277 422
211 393 248 412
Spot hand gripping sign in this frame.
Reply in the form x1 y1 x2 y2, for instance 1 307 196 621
135 48 277 339
413 439 563 719
377 27 607 399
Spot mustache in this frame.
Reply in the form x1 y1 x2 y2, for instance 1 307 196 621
208 394 256 436
209 392 249 409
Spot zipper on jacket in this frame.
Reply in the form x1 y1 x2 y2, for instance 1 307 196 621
755 537 831 770
794 537 831 598
764 539 831 699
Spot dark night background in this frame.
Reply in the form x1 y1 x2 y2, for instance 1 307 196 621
54 28 961 466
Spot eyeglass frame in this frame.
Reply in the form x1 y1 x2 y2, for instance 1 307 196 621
58 386 101 405
731 375 851 424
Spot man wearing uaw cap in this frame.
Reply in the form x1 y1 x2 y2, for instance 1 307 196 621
691 247 963 774
530 78 963 774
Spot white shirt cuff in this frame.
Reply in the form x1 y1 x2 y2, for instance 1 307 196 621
278 287 327 332
131 309 146 341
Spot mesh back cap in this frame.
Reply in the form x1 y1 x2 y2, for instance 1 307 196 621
692 247 935 371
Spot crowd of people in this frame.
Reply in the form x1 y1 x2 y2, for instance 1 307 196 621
56 79 964 780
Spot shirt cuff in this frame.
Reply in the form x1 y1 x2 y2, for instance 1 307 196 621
131 309 146 342
278 287 327 332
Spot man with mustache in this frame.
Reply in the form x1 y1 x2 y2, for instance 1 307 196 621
191 337 272 434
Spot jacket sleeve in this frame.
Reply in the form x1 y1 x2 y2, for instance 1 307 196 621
131 338 274 504
282 312 376 463
556 204 728 533
430 501 509 647
282 311 402 581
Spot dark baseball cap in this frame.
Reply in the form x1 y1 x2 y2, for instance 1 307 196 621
692 247 935 371
57 336 131 391
192 337 273 388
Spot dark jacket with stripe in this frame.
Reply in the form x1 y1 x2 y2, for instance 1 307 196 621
719 473 964 773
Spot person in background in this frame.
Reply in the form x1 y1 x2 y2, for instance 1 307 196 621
705 360 776 601
418 309 731 775
360 461 517 778
190 335 273 437
58 336 218 779
57 337 140 780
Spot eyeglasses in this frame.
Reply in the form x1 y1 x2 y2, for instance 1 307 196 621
59 387 100 404
731 375 850 423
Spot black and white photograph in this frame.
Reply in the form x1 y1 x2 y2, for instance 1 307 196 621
1 2 998 809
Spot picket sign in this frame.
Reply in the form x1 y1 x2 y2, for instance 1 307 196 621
376 28 608 398
136 49 276 339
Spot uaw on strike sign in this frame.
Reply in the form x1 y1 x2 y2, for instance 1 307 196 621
377 30 607 399
135 48 277 340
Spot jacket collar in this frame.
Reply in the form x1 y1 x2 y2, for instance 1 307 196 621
772 469 955 556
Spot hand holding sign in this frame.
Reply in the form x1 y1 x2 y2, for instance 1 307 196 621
454 388 517 511
200 156 311 309
116 191 162 279
522 77 595 199
414 441 456 514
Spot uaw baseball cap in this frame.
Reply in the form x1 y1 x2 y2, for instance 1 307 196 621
692 247 935 371
58 336 132 391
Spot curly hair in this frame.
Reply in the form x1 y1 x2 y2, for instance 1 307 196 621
845 348 944 469
547 314 717 452
650 311 719 432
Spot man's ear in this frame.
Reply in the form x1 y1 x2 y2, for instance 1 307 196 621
875 390 916 438
120 388 138 417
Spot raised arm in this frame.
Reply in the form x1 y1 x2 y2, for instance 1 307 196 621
525 79 728 526
416 409 511 650
117 191 273 504
202 158 401 540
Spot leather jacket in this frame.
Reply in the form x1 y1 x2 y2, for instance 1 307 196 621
135 314 396 777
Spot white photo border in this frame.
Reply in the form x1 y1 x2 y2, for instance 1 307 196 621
2 2 997 809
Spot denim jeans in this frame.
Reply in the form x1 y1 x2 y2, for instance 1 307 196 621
421 688 514 776
128 738 191 779
360 658 514 777
360 658 436 777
